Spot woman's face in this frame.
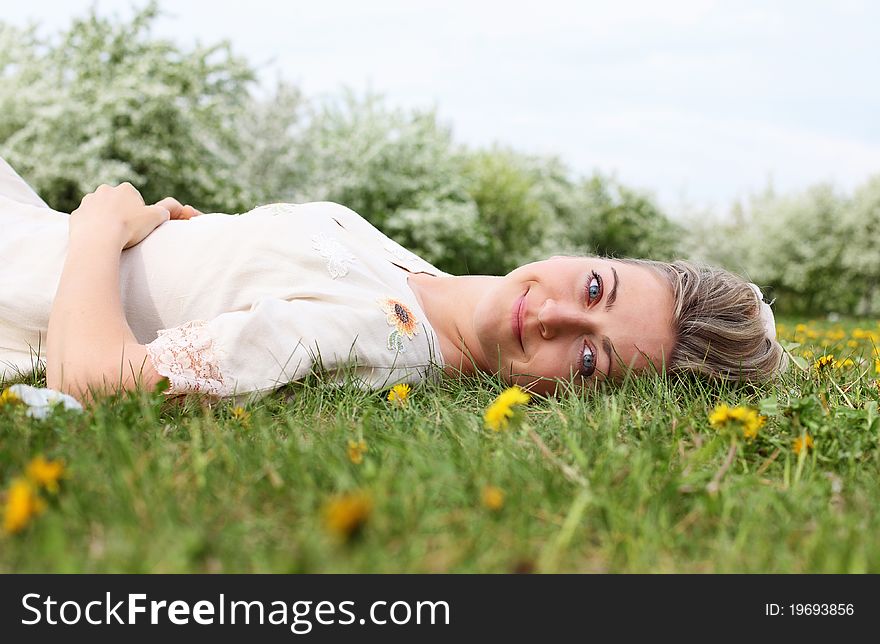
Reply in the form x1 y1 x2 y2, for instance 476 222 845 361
471 256 676 394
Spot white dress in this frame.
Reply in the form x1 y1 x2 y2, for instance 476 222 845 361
0 161 446 400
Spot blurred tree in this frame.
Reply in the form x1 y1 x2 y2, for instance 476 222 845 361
840 175 880 315
235 79 307 205
460 147 563 274
0 1 257 213
574 174 682 260
293 90 470 226
718 184 854 315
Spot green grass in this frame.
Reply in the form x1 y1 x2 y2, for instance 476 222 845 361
2 316 879 573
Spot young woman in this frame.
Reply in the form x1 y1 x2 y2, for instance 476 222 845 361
0 160 787 404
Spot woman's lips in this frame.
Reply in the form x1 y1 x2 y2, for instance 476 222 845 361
512 289 527 351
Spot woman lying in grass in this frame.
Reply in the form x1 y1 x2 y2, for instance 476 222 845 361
0 165 787 405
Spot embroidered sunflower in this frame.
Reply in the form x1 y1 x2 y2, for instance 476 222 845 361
378 298 419 352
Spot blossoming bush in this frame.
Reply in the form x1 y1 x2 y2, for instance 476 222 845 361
0 3 259 214
0 2 685 279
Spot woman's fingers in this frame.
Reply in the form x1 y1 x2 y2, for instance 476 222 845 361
146 204 171 223
153 197 203 220
121 204 171 249
153 197 184 219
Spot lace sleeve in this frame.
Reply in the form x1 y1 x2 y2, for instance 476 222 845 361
144 320 233 396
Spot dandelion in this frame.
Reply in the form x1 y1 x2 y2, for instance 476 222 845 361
231 406 251 425
481 485 505 511
0 388 22 407
708 404 765 440
3 478 46 535
802 350 814 359
25 456 65 494
813 354 835 371
875 359 880 375
832 358 855 369
793 434 814 455
323 491 373 540
484 386 531 432
347 439 367 465
387 383 411 407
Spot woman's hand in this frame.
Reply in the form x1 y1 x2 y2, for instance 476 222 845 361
153 196 203 220
70 183 198 250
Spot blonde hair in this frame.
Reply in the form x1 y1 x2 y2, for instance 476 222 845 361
617 258 789 382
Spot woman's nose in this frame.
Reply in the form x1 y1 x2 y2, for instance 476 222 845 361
537 298 594 339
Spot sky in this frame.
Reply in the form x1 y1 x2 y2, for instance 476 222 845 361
4 0 879 214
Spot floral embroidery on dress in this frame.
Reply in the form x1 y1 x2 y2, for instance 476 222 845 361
312 232 356 279
250 202 299 217
383 239 428 271
144 320 232 396
378 298 419 352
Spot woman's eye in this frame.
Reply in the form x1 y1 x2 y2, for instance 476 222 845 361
587 271 601 303
581 344 596 377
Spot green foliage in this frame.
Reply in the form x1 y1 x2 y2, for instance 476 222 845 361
689 181 880 316
749 185 855 314
840 176 880 314
574 174 683 260
459 147 555 274
293 90 470 227
0 2 258 213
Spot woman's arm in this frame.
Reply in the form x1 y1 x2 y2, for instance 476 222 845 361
46 226 162 402
46 184 198 403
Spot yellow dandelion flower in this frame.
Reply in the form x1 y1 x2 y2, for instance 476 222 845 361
832 358 855 369
3 478 46 535
801 350 814 359
708 404 764 440
742 412 766 440
0 388 22 407
875 359 880 375
231 406 250 423
481 485 505 511
347 439 367 465
795 324 808 334
25 456 65 494
847 340 859 348
852 328 867 339
793 434 814 455
323 491 373 540
387 383 411 406
483 386 531 431
813 354 835 371
708 403 734 427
